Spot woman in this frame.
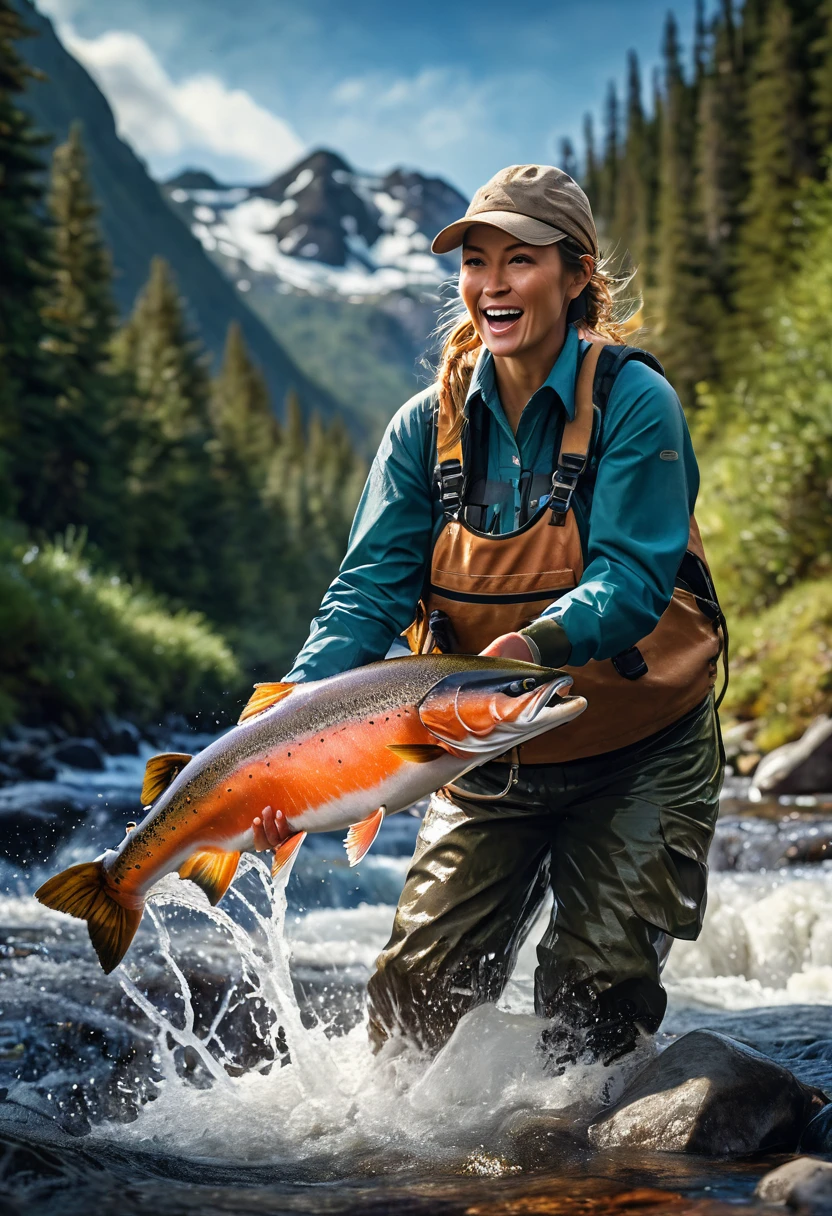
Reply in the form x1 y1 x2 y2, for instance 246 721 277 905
253 164 725 1069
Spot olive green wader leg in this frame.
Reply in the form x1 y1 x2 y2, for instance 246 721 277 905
367 696 723 1059
366 797 552 1054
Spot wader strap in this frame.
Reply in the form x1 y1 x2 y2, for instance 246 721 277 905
549 342 603 527
435 394 465 519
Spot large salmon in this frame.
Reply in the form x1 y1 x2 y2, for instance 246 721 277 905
36 654 585 972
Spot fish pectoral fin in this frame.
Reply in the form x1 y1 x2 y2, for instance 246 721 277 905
239 681 297 724
178 848 241 905
386 744 446 764
344 806 386 868
141 752 193 805
271 831 307 878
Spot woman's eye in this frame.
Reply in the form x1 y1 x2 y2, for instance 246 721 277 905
463 256 484 266
510 254 532 264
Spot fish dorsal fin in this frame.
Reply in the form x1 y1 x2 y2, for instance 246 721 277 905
387 743 446 764
239 681 296 724
178 848 241 905
344 806 385 868
141 752 193 806
271 831 307 878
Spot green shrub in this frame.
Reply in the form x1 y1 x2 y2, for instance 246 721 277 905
0 525 242 733
722 577 832 751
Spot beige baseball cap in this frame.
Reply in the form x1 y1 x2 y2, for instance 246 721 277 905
432 164 599 260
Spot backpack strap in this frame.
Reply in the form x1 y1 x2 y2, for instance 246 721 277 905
548 341 666 526
548 340 604 527
434 389 465 519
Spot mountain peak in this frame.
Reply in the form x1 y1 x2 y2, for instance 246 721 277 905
162 146 468 297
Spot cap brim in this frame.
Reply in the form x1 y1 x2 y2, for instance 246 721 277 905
431 211 567 256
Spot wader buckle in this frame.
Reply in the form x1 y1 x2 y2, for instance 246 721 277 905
548 453 585 527
436 458 464 517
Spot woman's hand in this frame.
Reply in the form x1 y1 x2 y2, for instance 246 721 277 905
480 632 534 662
252 805 294 851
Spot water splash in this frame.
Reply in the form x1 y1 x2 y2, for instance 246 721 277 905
106 855 631 1174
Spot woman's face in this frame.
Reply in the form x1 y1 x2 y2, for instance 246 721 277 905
458 223 591 360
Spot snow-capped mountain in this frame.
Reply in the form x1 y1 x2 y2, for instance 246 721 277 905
163 149 468 300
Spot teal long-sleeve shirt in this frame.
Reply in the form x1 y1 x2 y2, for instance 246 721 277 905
285 325 699 682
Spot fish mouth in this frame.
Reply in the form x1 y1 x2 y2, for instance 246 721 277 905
519 675 577 722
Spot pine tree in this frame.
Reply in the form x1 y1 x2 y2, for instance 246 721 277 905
0 0 53 515
613 52 651 272
210 320 280 483
559 138 578 181
582 114 601 210
696 0 747 303
28 121 124 544
599 81 620 234
111 257 217 606
733 0 804 340
654 14 718 402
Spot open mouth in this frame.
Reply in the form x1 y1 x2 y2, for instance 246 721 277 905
481 306 524 335
522 675 575 722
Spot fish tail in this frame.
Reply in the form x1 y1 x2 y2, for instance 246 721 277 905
35 861 143 974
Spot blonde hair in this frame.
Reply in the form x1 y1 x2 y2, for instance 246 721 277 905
436 236 635 446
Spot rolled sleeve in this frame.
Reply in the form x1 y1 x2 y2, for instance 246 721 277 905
285 392 436 682
540 363 697 667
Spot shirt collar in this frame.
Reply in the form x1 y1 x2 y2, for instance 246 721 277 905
465 324 581 421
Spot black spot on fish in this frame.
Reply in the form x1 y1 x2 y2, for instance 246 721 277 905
135 865 141 870
227 788 232 793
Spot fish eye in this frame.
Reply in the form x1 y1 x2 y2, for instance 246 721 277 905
507 677 537 695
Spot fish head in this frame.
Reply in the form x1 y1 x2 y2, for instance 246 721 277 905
417 657 586 758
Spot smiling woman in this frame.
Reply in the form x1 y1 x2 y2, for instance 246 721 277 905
256 162 726 1070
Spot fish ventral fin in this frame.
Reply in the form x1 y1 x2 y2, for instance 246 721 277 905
141 752 193 805
344 806 385 868
178 848 241 905
272 831 307 878
239 681 297 724
386 743 446 764
35 860 143 974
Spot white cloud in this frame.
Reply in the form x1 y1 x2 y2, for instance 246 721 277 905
53 24 305 181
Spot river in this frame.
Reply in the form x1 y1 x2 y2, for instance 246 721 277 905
1 740 832 1214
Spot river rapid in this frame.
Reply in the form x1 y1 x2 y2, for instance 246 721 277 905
2 743 832 1215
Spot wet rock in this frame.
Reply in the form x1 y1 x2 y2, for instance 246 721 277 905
710 816 832 871
756 1156 832 1208
0 738 59 782
801 1103 832 1153
753 716 832 797
587 1030 826 1155
99 716 141 757
497 1109 587 1169
45 738 106 771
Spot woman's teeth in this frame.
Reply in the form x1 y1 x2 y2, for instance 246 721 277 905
482 308 523 333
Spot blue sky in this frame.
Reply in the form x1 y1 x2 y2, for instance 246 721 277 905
36 0 702 195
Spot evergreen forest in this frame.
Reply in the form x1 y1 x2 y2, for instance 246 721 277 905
574 0 832 749
0 1 365 736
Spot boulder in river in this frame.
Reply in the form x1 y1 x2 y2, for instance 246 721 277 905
45 738 106 771
752 716 832 797
756 1156 832 1208
587 1029 826 1155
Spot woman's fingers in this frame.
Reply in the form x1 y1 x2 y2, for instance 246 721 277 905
252 805 293 849
480 632 534 662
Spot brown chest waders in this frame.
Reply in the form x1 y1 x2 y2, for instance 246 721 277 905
367 338 725 1062
404 338 726 763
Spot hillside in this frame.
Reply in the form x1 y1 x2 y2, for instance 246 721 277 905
12 0 340 421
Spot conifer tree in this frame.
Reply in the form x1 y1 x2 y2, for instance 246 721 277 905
733 0 804 340
654 14 718 403
582 114 601 210
32 121 124 544
696 0 747 306
613 52 651 272
600 81 620 233
111 257 217 607
210 320 280 483
559 138 578 181
0 0 53 515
